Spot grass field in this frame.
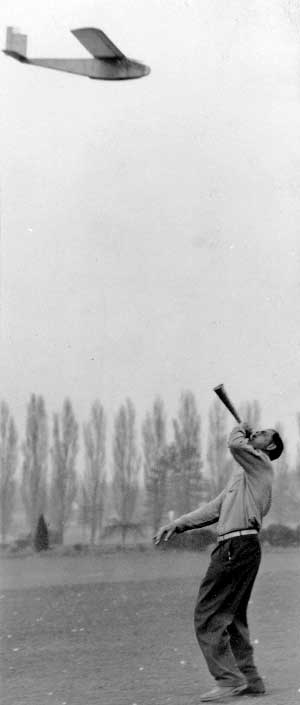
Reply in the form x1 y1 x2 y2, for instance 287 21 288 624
0 547 300 705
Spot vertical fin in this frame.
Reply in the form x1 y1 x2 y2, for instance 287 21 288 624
4 27 27 59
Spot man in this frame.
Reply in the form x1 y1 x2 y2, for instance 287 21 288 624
154 423 284 703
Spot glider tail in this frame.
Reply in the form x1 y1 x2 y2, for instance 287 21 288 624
3 27 28 61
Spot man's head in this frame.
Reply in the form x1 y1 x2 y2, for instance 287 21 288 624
249 429 284 461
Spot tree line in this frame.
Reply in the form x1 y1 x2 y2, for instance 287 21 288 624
1 392 300 546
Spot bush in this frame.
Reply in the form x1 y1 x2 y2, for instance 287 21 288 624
159 528 216 551
12 535 32 550
5 543 34 557
260 523 300 547
295 524 300 543
72 543 91 554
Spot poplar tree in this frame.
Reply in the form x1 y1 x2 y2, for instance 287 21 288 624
291 414 300 523
238 400 261 429
142 397 167 532
172 391 203 515
0 402 18 542
80 401 106 544
49 399 78 544
108 398 142 545
207 397 231 496
270 421 299 525
21 395 48 535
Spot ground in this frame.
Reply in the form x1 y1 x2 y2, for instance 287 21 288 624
0 547 299 705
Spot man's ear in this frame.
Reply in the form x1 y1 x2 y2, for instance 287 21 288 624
266 442 276 452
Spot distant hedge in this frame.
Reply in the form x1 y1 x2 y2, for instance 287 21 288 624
159 524 300 550
260 523 300 547
158 528 216 551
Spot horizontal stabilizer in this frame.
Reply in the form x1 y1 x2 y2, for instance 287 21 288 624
72 27 124 59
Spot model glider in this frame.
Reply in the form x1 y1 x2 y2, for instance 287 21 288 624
3 26 150 80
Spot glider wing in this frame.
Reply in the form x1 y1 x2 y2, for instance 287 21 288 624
71 28 125 60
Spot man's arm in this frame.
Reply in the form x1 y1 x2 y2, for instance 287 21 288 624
228 423 272 474
228 422 252 448
153 491 225 545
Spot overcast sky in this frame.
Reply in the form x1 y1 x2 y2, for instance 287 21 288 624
1 0 300 464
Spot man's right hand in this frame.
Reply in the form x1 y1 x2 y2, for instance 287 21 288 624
240 422 253 438
153 522 177 545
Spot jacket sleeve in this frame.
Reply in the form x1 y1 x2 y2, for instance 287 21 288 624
228 424 272 475
174 491 225 533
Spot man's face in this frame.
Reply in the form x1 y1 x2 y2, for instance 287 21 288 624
249 429 274 452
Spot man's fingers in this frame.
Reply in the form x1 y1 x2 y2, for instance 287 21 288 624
153 524 175 545
164 528 174 541
153 529 165 545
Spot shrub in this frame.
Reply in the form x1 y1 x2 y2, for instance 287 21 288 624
13 535 32 550
6 543 34 557
72 543 90 554
34 514 49 552
295 524 300 543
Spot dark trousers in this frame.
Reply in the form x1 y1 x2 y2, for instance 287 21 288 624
194 536 261 688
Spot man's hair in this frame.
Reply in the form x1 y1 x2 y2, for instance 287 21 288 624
268 430 284 461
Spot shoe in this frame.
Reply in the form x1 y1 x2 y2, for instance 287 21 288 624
241 681 265 696
200 685 247 702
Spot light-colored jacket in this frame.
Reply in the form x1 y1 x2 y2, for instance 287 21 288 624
175 424 274 537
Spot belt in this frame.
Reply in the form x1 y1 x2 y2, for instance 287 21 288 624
217 529 258 542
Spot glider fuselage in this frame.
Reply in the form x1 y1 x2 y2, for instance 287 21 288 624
3 54 149 79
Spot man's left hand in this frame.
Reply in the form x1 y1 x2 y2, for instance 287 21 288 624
153 522 177 545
